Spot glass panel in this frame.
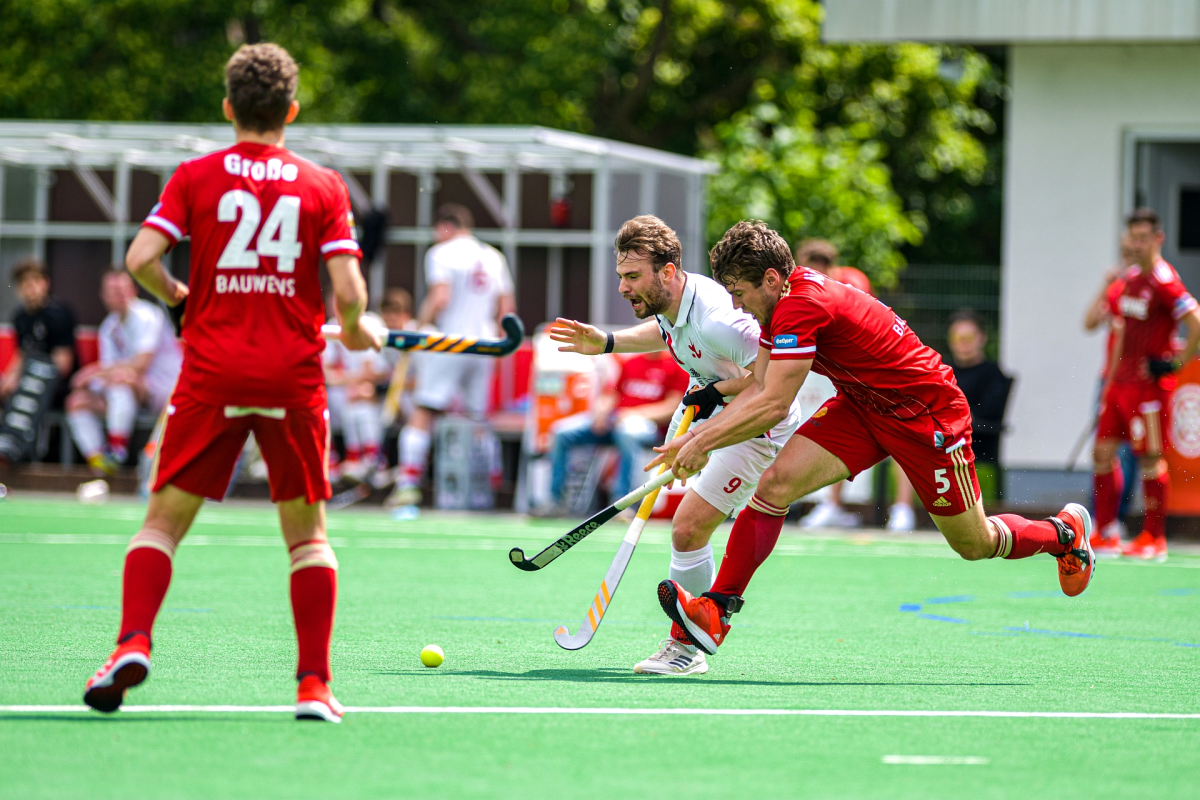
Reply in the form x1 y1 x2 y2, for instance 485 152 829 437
3 166 37 221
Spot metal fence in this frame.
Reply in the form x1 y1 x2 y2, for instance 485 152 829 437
877 264 1002 359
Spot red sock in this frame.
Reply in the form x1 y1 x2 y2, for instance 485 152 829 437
1093 465 1122 531
289 540 338 683
709 496 788 596
345 447 361 462
989 514 1068 559
1142 468 1170 539
118 531 177 644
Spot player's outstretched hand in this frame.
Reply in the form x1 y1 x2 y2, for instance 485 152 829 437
548 318 606 355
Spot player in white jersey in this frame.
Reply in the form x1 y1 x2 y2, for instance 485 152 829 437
550 215 801 676
66 270 182 475
324 312 389 482
391 203 516 506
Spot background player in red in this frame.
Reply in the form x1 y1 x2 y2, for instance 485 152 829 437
82 43 380 722
649 222 1095 657
1091 209 1200 561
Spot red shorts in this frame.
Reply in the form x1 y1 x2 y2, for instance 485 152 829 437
152 392 331 504
1097 381 1168 457
800 394 979 516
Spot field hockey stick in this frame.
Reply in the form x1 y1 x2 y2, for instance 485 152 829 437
551 408 699 650
509 406 697 572
327 482 371 510
322 314 524 357
1066 415 1098 472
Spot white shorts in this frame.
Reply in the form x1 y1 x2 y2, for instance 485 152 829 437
413 352 493 416
688 436 787 517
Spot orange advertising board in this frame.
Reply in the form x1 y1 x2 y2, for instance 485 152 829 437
1166 359 1200 514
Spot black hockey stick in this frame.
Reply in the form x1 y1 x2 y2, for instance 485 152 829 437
509 406 697 572
322 314 524 357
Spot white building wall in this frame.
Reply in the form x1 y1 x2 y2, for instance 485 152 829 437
1003 43 1200 467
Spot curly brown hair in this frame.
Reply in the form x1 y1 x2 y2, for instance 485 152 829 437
225 43 298 133
709 221 795 287
614 215 681 272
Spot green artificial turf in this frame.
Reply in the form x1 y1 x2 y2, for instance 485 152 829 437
1 495 1199 799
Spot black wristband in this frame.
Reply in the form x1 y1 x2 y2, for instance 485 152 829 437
167 296 187 338
604 331 615 354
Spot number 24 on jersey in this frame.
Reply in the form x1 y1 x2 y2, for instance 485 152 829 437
216 190 302 273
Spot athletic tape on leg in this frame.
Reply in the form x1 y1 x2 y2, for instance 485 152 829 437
289 540 338 572
987 516 1013 559
127 529 178 560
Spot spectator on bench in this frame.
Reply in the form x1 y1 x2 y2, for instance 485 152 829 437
542 350 688 515
1 258 77 407
67 270 181 475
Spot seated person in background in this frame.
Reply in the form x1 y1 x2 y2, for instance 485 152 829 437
378 288 416 428
324 310 390 483
1 258 76 406
794 238 918 531
67 270 181 475
946 309 1011 470
543 349 688 515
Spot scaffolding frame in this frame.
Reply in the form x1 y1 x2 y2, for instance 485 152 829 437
0 122 715 325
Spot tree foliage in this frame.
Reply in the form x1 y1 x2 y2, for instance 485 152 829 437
0 0 1003 277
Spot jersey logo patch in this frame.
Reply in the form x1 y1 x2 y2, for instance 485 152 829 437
773 334 798 348
933 497 951 508
812 407 828 419
688 343 702 359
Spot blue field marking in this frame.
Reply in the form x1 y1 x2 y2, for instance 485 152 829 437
924 595 974 604
1175 643 1200 648
899 603 921 612
1004 626 1104 638
916 613 970 624
1161 588 1200 596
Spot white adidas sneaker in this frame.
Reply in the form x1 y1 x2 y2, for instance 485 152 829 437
633 639 709 676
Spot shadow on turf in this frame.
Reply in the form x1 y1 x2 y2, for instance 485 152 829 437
375 667 1029 687
0 715 284 724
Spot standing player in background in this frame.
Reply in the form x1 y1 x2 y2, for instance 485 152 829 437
550 215 801 676
792 238 918 532
66 270 181 475
389 204 515 508
82 43 380 722
1083 235 1138 544
650 222 1095 659
1092 209 1200 561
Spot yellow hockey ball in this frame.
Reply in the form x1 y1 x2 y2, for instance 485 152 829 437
420 644 444 668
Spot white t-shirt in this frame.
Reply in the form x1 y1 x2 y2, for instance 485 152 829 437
656 272 802 439
98 298 182 394
425 235 513 338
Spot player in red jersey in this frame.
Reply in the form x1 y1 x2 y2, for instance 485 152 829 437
82 44 380 722
648 222 1094 656
1092 209 1200 561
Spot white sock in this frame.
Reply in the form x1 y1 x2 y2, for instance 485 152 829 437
670 544 715 652
105 385 137 440
68 409 105 459
399 426 431 488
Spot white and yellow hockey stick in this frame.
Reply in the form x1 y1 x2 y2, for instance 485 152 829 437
552 405 697 650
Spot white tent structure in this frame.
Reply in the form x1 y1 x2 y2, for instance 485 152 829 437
0 122 715 328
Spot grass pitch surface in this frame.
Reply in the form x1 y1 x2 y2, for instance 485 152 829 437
1 494 1199 799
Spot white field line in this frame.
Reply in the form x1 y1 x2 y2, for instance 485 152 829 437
883 755 990 765
2 705 1199 719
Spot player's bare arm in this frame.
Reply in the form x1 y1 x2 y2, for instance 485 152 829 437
125 227 188 309
497 291 516 328
547 318 666 355
416 282 450 328
656 353 811 479
327 254 381 351
1176 307 1200 364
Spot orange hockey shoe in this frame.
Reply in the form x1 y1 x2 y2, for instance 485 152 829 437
1089 523 1123 558
1050 503 1094 597
656 580 742 656
1122 531 1168 562
84 634 151 713
296 674 344 723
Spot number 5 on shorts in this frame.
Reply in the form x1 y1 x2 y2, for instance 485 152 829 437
934 468 950 493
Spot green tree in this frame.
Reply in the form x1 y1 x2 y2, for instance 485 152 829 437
0 0 1002 275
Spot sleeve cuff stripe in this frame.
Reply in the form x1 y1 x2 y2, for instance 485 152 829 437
321 239 361 254
145 216 182 241
772 346 816 355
